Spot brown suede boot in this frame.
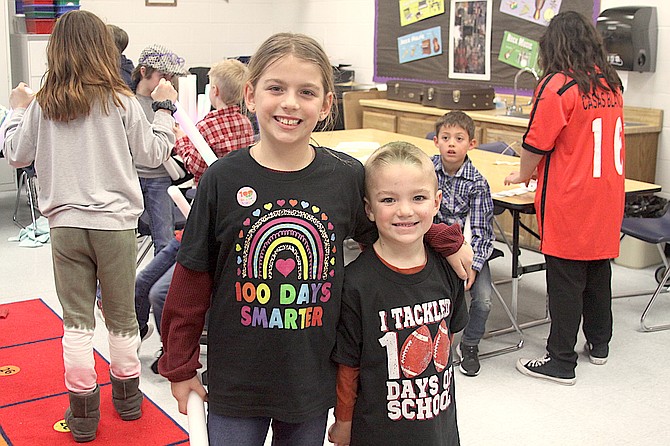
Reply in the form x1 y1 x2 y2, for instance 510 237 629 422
110 375 143 421
64 386 100 443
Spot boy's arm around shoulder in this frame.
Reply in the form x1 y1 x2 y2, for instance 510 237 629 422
425 223 473 283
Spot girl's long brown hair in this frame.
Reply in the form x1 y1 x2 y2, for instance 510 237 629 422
539 11 622 94
36 10 132 122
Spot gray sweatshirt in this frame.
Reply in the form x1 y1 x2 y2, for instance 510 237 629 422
3 93 175 230
135 94 170 179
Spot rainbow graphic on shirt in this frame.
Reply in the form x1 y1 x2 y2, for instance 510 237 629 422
235 198 336 330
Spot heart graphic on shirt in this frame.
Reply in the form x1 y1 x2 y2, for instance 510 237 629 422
328 222 334 230
235 244 242 252
277 199 285 206
238 230 244 238
312 206 320 213
289 199 298 207
243 218 250 226
330 258 336 266
252 209 261 217
321 213 328 221
276 258 296 277
301 201 309 208
237 256 242 264
264 203 272 210
330 233 336 241
329 270 335 277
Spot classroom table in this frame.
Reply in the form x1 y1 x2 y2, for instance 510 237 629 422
312 128 662 339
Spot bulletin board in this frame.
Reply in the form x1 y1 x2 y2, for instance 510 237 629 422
374 0 600 93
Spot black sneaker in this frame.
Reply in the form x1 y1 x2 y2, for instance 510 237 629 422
150 348 163 374
516 354 576 385
457 343 481 376
584 342 608 365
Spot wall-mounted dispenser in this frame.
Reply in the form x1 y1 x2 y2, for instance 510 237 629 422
596 6 657 73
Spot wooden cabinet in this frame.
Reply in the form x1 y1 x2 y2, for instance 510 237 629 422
480 124 525 147
397 116 435 139
360 99 662 183
362 111 396 133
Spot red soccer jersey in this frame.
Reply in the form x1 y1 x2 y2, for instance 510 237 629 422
523 72 625 260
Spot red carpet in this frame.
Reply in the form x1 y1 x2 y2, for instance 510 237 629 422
0 299 189 445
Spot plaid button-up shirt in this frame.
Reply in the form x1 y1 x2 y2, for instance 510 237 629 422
174 105 254 184
432 154 494 272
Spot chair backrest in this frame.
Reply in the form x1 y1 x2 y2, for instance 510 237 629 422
188 66 210 95
477 141 518 157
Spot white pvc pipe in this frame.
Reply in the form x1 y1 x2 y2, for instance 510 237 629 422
163 157 184 181
167 185 191 219
187 391 208 446
173 102 218 166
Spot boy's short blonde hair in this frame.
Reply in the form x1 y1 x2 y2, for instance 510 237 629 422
208 59 248 106
364 141 437 198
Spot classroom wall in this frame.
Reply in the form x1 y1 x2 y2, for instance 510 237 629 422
79 0 375 81
600 0 669 196
0 4 10 106
1 0 668 195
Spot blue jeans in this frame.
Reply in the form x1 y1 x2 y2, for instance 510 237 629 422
135 237 179 333
139 176 174 254
148 263 174 335
207 411 328 446
461 262 493 346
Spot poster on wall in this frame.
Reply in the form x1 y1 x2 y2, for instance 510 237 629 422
398 26 443 64
448 0 492 80
399 0 446 26
499 0 562 26
498 31 540 72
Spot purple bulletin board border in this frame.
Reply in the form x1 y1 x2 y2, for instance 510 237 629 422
373 0 602 95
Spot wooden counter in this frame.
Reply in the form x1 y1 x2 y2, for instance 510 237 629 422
359 98 663 183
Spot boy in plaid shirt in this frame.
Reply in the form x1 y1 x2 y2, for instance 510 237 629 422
174 59 255 184
432 110 495 377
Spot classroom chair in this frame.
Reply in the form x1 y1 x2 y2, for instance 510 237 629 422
478 247 524 359
12 165 39 230
619 210 670 331
455 213 524 364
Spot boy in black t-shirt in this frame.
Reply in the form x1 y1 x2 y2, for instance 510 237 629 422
329 141 468 446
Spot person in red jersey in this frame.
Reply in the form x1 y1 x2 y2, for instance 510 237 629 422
505 11 625 385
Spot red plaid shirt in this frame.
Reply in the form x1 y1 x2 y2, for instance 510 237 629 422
173 105 255 184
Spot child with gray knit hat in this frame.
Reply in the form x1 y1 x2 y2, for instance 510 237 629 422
136 44 190 79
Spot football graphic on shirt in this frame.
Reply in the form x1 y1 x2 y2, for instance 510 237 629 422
432 320 451 373
400 325 433 378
